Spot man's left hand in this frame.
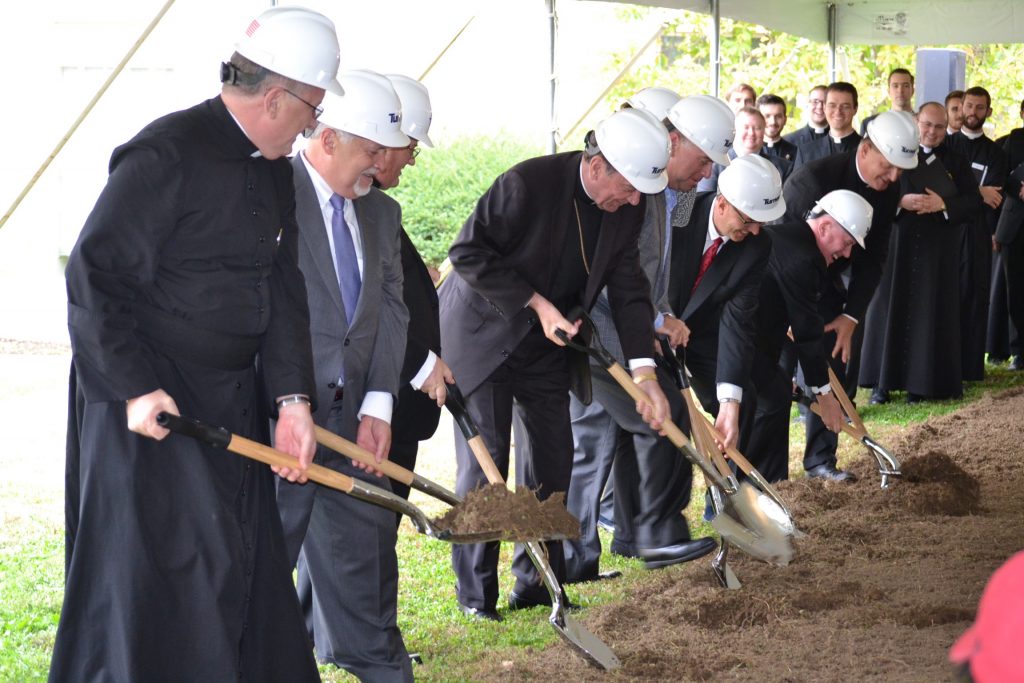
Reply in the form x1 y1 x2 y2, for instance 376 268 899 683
632 370 669 434
980 185 1003 209
273 402 316 483
420 357 455 406
714 401 740 452
656 316 690 348
824 314 857 363
353 416 391 477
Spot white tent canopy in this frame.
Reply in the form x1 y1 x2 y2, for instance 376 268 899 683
597 0 1024 46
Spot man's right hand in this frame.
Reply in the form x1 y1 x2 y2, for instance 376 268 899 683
126 388 180 440
815 392 845 434
656 316 690 348
528 292 579 345
420 357 455 406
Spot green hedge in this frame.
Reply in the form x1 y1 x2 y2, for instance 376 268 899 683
389 135 545 267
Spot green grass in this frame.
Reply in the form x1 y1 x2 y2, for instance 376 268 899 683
5 360 1023 681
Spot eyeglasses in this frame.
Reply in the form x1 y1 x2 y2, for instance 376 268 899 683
825 103 855 113
281 88 324 120
406 143 420 159
730 203 761 225
809 98 825 106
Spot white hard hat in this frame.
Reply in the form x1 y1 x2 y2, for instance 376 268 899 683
386 74 434 148
813 189 874 248
235 7 344 95
319 70 410 148
594 108 670 194
667 95 735 166
626 86 682 122
717 154 786 222
865 110 920 170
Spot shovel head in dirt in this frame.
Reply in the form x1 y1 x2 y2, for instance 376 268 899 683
155 412 560 545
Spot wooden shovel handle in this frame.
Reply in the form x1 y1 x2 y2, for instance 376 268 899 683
607 363 694 453
807 401 867 440
227 433 357 493
827 366 866 433
314 426 414 486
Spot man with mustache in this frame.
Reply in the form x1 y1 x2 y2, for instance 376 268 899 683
276 69 415 681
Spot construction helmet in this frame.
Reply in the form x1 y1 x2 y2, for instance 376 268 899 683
865 110 919 170
320 70 410 148
717 154 786 222
386 74 434 148
594 108 670 194
235 7 344 95
667 95 735 166
625 86 682 122
813 189 873 248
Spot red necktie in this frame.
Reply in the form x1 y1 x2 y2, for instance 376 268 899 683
691 237 723 294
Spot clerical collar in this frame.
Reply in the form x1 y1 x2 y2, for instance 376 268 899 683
578 161 597 205
961 127 984 140
764 138 779 147
831 131 854 144
811 124 828 134
921 145 933 154
225 107 263 158
947 127 959 136
854 154 870 187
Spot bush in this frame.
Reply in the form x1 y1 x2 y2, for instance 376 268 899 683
390 135 545 267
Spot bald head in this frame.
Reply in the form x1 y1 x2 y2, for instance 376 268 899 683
917 102 947 149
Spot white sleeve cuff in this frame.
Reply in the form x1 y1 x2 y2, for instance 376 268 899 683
628 358 656 371
716 383 743 403
357 391 394 424
842 312 859 325
653 312 666 329
409 351 438 390
811 384 832 396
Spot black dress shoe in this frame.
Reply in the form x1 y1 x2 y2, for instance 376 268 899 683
806 463 857 483
869 389 889 405
507 589 580 612
457 603 503 622
610 539 638 558
637 537 717 569
567 569 622 584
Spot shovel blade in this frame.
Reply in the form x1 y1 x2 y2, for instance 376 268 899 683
732 482 802 541
711 510 794 566
550 611 621 670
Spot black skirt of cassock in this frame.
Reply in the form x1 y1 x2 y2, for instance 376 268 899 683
859 216 964 398
50 351 320 683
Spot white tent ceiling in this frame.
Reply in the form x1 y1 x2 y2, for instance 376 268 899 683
596 0 1024 46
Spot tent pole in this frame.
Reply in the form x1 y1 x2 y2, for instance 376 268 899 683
547 0 557 154
709 0 720 97
827 2 838 82
0 0 178 232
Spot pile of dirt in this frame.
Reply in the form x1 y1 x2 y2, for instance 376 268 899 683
460 387 1024 682
432 484 579 542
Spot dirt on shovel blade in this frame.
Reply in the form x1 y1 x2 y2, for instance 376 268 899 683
431 484 580 542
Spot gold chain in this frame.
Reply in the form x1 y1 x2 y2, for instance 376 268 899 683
573 200 590 275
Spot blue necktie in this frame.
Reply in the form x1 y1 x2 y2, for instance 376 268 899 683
329 193 361 326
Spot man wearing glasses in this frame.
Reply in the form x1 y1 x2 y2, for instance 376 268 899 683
275 69 414 681
793 82 862 170
784 85 830 149
668 154 786 455
53 7 341 682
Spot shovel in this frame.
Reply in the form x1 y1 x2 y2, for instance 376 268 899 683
155 412 559 545
801 367 902 488
555 308 794 567
443 381 621 671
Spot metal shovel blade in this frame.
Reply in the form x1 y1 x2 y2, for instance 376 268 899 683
711 511 793 566
863 436 902 489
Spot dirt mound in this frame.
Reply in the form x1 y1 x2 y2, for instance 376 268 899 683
461 387 1024 682
432 484 579 541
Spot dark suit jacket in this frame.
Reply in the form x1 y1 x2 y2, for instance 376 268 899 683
782 150 900 322
439 151 654 398
392 227 442 442
756 222 829 388
668 191 771 388
997 129 1024 244
793 131 862 171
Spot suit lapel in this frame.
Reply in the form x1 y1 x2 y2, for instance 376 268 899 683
686 240 738 316
350 197 378 329
292 156 346 318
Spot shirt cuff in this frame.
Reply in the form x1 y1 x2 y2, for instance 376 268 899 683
653 312 666 330
716 382 743 403
628 358 656 371
409 351 438 390
811 384 832 395
357 391 394 424
842 312 859 325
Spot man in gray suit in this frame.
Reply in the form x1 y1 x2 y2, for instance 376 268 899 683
563 93 733 579
276 70 413 682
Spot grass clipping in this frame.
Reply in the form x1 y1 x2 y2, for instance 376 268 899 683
432 484 580 542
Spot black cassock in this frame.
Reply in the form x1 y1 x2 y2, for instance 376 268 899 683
52 97 320 683
860 144 982 399
947 132 1009 379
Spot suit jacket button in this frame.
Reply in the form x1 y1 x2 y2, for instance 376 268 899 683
344 339 351 346
328 382 337 389
501 349 509 357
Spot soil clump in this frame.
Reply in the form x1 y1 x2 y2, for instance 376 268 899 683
432 484 580 542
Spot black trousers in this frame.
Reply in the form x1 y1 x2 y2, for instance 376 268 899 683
451 328 573 611
1004 230 1024 359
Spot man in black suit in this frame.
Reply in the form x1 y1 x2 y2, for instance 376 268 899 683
793 82 862 170
784 85 829 149
758 93 799 164
748 191 873 481
997 122 1024 370
439 108 673 621
374 75 453 505
783 110 920 480
669 154 787 453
